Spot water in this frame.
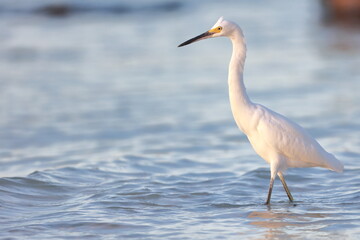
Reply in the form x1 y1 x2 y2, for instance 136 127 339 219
1 0 360 239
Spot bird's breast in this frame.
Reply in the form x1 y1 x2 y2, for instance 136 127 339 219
230 102 260 134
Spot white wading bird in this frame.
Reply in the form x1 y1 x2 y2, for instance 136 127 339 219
178 17 343 204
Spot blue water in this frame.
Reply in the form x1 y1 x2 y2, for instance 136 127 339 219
1 0 360 239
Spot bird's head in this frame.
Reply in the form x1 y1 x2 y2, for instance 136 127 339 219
178 17 236 47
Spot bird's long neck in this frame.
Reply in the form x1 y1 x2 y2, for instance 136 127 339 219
228 28 254 133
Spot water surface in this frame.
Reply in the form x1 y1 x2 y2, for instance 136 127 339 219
0 0 360 239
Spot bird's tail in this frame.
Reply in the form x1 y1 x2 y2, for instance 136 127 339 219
325 153 344 173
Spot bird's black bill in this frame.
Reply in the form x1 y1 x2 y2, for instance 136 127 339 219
178 31 213 47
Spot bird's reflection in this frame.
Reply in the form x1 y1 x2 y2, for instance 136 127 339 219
247 206 328 239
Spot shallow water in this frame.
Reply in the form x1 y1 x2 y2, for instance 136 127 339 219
1 0 360 239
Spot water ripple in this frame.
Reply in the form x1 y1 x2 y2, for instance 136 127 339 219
1 165 359 238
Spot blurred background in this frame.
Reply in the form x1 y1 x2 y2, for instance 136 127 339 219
0 0 359 177
0 0 360 238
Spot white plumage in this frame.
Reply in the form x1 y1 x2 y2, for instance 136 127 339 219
178 17 343 204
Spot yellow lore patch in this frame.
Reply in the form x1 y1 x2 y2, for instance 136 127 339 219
208 26 222 33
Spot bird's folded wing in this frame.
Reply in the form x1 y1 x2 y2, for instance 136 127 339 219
254 104 334 169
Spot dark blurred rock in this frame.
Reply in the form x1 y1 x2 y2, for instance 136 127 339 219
34 1 183 18
321 0 360 25
37 4 72 17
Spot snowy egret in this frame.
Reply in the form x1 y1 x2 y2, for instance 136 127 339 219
178 17 344 204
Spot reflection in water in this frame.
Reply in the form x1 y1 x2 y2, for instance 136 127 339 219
247 209 328 239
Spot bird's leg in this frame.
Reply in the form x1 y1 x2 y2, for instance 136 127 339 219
278 172 294 202
266 160 280 205
265 177 275 205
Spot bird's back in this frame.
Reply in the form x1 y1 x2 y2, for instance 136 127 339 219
247 104 343 172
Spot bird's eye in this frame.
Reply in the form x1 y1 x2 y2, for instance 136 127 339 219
217 27 222 31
